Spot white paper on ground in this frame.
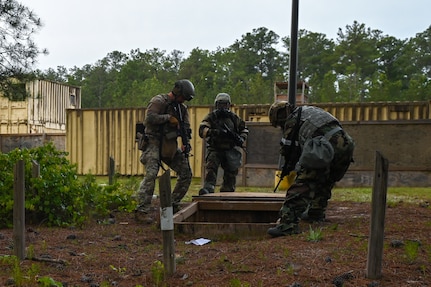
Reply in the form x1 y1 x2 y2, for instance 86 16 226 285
185 238 211 246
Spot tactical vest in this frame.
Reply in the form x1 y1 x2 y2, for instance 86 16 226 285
298 106 339 146
207 111 238 150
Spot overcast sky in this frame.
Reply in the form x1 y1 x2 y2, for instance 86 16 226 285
19 0 431 71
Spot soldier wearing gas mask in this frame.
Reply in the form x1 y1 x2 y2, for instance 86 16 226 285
198 93 248 195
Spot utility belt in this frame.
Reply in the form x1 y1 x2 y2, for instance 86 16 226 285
314 123 343 140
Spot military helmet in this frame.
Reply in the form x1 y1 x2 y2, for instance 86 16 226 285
174 79 195 101
214 93 231 110
268 101 292 127
215 93 231 104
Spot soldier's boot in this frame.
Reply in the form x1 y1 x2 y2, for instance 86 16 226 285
134 202 154 224
220 186 235 192
221 173 236 192
199 188 210 195
267 223 300 237
134 209 154 224
199 184 215 195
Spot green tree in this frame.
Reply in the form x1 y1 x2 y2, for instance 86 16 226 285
333 21 382 102
283 30 336 102
178 48 217 104
402 26 431 101
81 61 113 108
109 48 178 107
410 26 431 78
225 27 280 103
0 0 47 98
229 27 280 79
36 66 70 83
32 24 431 106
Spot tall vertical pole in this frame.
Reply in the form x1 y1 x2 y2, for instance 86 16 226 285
288 0 299 107
13 160 26 260
159 170 175 275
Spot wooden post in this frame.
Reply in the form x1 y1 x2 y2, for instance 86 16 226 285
366 151 389 279
108 156 115 185
13 160 26 260
159 170 175 275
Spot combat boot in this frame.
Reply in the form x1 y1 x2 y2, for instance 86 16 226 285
198 188 213 195
134 205 154 224
267 223 300 237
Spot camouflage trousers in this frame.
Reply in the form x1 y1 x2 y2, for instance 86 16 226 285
136 141 192 212
278 129 355 230
202 148 242 192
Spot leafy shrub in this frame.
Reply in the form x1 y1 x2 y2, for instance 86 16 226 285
0 142 133 228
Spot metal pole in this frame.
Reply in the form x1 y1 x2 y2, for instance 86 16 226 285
288 0 299 107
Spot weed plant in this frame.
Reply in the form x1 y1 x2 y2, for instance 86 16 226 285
307 225 323 242
404 240 421 263
150 260 165 287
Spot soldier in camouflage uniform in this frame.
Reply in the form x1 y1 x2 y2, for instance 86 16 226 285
198 93 248 195
135 79 195 223
267 101 355 237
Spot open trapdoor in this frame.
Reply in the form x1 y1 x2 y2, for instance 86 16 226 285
173 192 285 239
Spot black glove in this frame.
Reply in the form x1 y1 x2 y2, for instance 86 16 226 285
280 162 296 178
236 136 245 147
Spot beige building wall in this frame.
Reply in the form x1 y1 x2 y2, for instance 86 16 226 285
0 96 28 134
0 80 81 134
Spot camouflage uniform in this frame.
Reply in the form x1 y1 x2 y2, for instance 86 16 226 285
136 93 192 214
198 109 248 193
268 105 354 237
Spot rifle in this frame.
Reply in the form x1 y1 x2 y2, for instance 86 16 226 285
222 123 246 151
173 102 192 158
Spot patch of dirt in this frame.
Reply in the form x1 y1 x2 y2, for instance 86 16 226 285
1 200 430 287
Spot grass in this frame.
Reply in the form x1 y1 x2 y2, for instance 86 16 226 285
177 178 430 205
94 175 431 205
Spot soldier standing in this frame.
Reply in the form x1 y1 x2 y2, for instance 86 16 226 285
198 93 248 195
267 101 355 237
135 79 195 223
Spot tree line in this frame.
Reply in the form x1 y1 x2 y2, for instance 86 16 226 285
38 23 431 108
1 1 430 107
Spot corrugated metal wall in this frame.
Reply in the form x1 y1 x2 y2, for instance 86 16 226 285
27 80 81 133
0 97 28 134
66 101 431 180
67 106 212 176
0 80 81 134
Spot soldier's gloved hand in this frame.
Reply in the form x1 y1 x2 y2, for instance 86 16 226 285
236 136 245 147
169 116 179 127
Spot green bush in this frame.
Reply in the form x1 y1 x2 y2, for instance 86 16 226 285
0 142 133 228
